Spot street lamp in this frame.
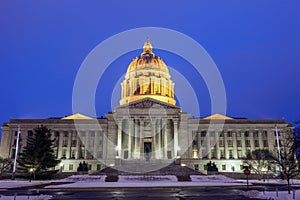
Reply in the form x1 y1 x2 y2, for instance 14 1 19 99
29 168 33 182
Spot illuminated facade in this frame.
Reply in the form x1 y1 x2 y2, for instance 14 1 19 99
0 40 291 174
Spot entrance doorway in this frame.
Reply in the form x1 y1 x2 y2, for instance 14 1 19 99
144 142 152 161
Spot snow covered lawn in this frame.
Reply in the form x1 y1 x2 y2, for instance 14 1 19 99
244 190 300 200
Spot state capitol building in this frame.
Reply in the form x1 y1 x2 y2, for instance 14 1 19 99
0 39 290 174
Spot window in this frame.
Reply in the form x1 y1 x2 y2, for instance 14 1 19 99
237 132 241 137
201 131 206 137
192 140 197 147
71 140 77 147
254 140 259 147
237 140 242 147
227 140 233 147
245 140 250 147
71 150 75 159
229 150 233 159
222 165 226 171
275 140 281 146
263 131 268 137
88 164 92 170
63 132 68 137
27 130 33 137
211 150 216 159
231 166 235 172
220 150 225 159
227 131 232 137
55 131 60 137
253 131 259 137
245 131 250 137
219 132 224 137
62 149 67 159
97 164 101 170
63 139 68 147
194 164 199 171
263 140 268 147
237 150 242 158
219 139 224 147
69 164 73 171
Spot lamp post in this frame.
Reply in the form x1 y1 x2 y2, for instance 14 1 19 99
29 168 33 182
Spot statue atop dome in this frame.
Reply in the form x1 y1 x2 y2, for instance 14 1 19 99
120 38 176 106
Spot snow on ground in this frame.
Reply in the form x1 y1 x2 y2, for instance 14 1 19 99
244 190 300 200
45 175 246 188
0 180 50 189
0 194 52 200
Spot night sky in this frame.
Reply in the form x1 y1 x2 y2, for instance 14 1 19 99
1 1 300 137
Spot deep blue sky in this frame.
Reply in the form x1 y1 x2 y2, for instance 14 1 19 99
1 1 300 137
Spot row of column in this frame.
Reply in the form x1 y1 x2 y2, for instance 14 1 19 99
117 118 179 159
196 130 270 160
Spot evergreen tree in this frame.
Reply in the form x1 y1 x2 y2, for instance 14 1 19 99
18 125 60 179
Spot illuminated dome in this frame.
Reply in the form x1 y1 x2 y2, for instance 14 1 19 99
120 38 176 105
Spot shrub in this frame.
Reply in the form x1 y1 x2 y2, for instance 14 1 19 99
105 175 118 182
177 175 191 182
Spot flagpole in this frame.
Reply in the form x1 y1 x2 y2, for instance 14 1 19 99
12 126 21 180
275 125 282 172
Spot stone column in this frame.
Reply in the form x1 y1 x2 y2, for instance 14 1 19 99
139 119 144 159
85 131 90 159
157 119 162 159
67 131 72 159
241 131 246 157
75 132 81 159
215 131 220 159
134 119 139 158
232 131 238 159
58 130 64 158
258 131 264 149
249 131 255 150
163 118 168 159
128 119 132 159
224 131 229 159
207 132 211 159
197 131 202 159
94 131 99 159
152 120 156 159
173 119 178 158
117 120 122 158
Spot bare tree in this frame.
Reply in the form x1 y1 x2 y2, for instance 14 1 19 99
243 149 276 181
0 157 12 177
274 127 299 194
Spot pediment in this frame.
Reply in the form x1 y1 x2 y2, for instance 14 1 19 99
115 97 180 110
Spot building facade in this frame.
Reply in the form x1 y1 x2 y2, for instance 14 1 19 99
0 40 291 174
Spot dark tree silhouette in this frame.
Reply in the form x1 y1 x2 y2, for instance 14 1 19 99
243 149 277 180
274 127 299 194
18 125 60 179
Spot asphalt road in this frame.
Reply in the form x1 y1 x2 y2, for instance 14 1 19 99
0 187 269 200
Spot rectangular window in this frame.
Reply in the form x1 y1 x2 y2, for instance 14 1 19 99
220 150 225 159
97 164 101 170
237 150 242 158
263 140 268 147
274 131 281 136
71 150 75 159
98 151 103 159
237 140 242 147
222 165 226 171
71 140 77 147
219 139 224 147
167 151 172 159
88 164 92 170
27 130 33 137
211 150 216 159
263 131 268 137
62 149 67 159
69 164 73 171
245 131 250 137
227 131 232 137
201 131 206 137
227 140 233 147
253 131 259 137
254 140 259 147
194 164 199 171
237 132 241 137
229 150 233 159
245 140 250 147
63 139 68 147
63 131 68 137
